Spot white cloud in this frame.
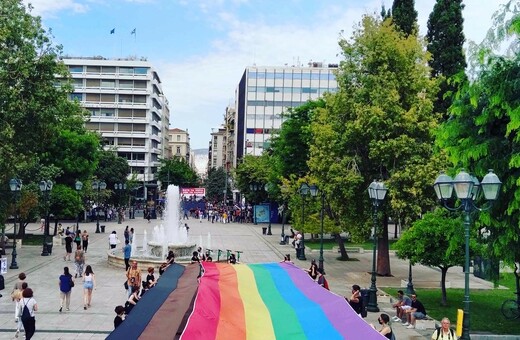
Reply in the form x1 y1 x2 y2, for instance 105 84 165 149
24 0 88 18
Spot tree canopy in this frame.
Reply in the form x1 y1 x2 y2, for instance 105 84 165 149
391 0 418 36
157 157 199 190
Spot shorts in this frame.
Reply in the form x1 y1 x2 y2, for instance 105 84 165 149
413 312 426 319
84 281 94 289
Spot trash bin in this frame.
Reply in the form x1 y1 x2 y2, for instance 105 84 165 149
360 289 370 318
262 227 267 235
45 242 53 255
284 235 290 244
100 225 106 233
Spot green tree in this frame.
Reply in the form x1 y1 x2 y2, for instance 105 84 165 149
234 154 272 204
204 167 228 203
427 0 467 118
395 209 467 305
437 18 520 291
157 157 199 190
310 15 439 275
391 0 418 36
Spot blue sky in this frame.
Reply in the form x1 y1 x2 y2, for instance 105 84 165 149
27 0 509 149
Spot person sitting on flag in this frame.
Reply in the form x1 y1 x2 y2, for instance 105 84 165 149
316 269 329 290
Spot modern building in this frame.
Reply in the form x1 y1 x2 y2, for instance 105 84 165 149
233 63 338 166
168 128 191 163
62 56 170 200
208 126 226 170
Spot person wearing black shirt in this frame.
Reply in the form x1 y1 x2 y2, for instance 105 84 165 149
114 305 125 329
403 294 427 329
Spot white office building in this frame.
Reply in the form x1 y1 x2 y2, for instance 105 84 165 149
62 57 170 199
233 63 338 165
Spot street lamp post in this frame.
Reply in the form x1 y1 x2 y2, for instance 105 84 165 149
367 180 388 312
75 181 83 231
308 184 326 274
9 178 22 269
298 183 310 261
264 183 272 235
114 183 127 224
279 203 286 245
249 182 260 225
434 169 501 340
406 262 415 295
92 180 107 233
39 180 53 256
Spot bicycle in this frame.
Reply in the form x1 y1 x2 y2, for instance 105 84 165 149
501 286 520 320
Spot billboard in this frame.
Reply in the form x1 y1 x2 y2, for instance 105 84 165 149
180 188 206 196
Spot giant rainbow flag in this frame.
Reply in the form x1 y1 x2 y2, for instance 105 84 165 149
180 262 384 339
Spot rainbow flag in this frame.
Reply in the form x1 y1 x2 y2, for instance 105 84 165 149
180 262 384 339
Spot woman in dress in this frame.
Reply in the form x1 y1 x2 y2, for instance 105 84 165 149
20 288 37 340
82 265 96 310
58 267 73 312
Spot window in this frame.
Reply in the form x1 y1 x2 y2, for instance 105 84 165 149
118 124 132 132
134 95 146 104
177 135 181 141
176 147 181 154
73 79 83 88
135 124 147 132
134 67 147 75
86 93 99 102
86 66 100 73
119 80 133 89
70 93 82 101
100 79 115 88
99 123 114 131
118 138 132 146
118 109 132 117
133 138 145 146
86 79 100 88
69 65 83 73
133 110 146 118
101 108 115 116
119 67 134 75
134 80 147 89
101 66 116 74
119 94 132 103
100 94 115 103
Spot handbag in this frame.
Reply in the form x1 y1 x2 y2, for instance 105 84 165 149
70 277 75 288
123 281 129 290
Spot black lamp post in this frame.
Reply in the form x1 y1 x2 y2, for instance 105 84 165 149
249 182 261 225
279 203 286 245
264 183 272 235
114 183 127 224
298 183 310 261
9 178 22 269
308 184 326 274
367 180 388 312
434 169 501 340
75 181 83 231
92 180 107 233
406 262 415 295
39 180 53 256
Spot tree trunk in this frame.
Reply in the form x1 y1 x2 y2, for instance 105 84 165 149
440 266 448 306
377 214 391 276
53 218 58 236
394 218 399 239
335 233 349 260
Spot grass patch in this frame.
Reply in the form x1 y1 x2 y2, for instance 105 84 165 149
383 273 520 335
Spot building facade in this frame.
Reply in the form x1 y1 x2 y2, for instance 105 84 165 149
208 126 226 170
233 63 338 166
168 128 191 163
62 57 170 199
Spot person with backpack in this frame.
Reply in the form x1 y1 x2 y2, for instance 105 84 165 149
58 266 74 312
431 317 457 340
20 287 37 339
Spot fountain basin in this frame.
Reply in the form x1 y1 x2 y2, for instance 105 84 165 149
107 250 193 269
147 241 198 258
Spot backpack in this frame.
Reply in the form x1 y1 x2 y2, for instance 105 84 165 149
0 274 4 290
21 299 32 322
359 294 367 318
435 327 454 340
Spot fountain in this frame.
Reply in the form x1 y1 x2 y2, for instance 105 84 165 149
107 185 197 268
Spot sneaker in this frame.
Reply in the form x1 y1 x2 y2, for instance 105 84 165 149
406 325 415 329
392 316 400 322
66 308 70 311
402 322 410 326
84 306 87 310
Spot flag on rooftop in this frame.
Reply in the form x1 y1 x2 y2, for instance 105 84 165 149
110 28 115 34
131 28 136 35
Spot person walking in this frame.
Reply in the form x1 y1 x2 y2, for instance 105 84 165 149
108 231 119 250
13 281 27 338
58 267 73 312
81 230 89 253
126 261 141 298
73 244 85 278
124 226 130 243
74 230 81 248
83 265 96 310
20 288 37 340
123 240 132 271
64 232 73 261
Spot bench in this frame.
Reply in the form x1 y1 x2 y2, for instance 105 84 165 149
334 247 364 254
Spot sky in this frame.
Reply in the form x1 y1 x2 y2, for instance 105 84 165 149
25 0 510 149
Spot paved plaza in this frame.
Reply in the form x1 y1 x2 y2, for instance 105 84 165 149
0 217 503 339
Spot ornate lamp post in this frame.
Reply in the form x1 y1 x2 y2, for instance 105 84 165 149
75 181 83 231
264 183 272 235
9 178 22 269
92 180 107 233
39 180 53 256
279 203 287 245
308 184 326 274
406 262 415 295
114 183 127 224
298 183 310 261
434 169 501 340
249 182 262 225
367 180 388 312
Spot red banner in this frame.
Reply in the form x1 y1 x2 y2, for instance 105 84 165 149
180 188 206 195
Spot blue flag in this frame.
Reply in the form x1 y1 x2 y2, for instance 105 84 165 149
110 28 115 34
